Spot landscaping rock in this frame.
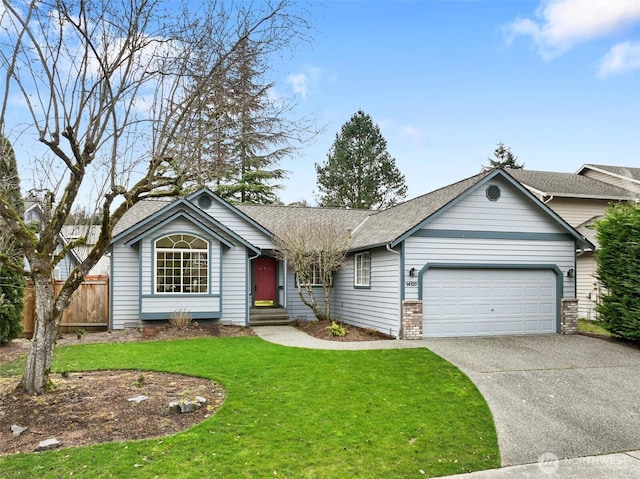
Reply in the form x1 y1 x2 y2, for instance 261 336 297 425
127 395 149 404
168 400 202 413
195 396 207 404
181 401 202 413
11 425 28 437
35 438 61 451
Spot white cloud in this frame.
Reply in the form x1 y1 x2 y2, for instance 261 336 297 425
401 125 426 147
287 66 324 98
505 0 640 59
599 41 640 77
287 73 309 97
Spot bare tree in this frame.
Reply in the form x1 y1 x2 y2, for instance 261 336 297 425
275 222 351 321
0 0 310 395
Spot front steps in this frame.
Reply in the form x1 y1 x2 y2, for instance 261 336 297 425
249 308 291 326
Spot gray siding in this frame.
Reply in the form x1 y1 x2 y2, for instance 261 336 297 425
111 217 249 328
427 176 566 234
331 247 401 337
222 247 250 325
285 267 326 321
199 201 276 249
111 241 141 329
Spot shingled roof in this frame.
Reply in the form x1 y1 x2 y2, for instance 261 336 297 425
579 164 640 183
236 204 370 235
506 168 635 200
348 170 492 249
112 168 593 252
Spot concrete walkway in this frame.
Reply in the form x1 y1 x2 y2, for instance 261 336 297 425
252 326 640 479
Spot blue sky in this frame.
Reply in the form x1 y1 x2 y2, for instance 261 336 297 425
272 0 640 205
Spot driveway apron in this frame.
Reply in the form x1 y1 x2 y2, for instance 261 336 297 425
419 335 640 466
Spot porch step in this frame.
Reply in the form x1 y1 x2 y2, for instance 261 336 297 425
249 308 291 326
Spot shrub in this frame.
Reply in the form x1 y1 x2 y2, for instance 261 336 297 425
169 309 193 329
595 202 640 341
327 320 346 337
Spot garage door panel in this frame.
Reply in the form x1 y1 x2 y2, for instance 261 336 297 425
422 268 557 337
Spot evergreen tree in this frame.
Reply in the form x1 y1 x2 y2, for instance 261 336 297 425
315 110 407 209
595 202 640 341
0 136 25 343
175 37 294 204
488 142 524 169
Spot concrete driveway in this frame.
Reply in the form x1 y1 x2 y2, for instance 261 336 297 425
421 335 640 466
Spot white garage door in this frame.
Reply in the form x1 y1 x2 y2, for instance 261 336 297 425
422 268 557 337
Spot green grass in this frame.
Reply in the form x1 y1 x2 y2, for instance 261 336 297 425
578 318 612 336
0 337 499 478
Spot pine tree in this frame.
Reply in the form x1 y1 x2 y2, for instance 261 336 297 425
488 142 524 169
0 136 25 343
175 37 293 204
315 110 407 209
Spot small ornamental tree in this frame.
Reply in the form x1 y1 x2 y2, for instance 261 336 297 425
0 136 24 343
275 221 352 321
488 142 524 169
595 202 640 340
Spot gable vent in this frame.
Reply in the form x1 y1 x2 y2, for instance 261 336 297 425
197 195 212 210
486 185 501 201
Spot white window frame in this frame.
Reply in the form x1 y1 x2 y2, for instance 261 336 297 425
155 234 209 294
354 251 371 288
297 264 323 287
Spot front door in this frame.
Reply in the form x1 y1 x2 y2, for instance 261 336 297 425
254 257 277 307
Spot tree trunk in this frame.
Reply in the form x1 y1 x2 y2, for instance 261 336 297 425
20 276 61 395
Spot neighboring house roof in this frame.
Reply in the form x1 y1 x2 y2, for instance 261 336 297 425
24 201 82 265
577 164 640 184
506 168 635 200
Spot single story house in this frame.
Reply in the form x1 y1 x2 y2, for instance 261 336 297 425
505 168 636 319
109 168 593 338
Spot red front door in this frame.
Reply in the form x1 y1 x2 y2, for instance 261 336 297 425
254 257 277 306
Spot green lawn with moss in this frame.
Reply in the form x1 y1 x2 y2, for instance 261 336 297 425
0 337 499 478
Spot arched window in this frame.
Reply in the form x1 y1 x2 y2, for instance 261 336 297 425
155 234 208 293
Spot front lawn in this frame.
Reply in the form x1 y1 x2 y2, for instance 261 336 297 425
0 337 499 478
578 318 612 336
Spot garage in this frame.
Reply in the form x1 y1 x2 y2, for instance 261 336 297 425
422 267 558 337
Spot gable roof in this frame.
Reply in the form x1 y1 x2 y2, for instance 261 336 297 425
506 168 635 200
112 198 260 254
348 171 492 249
110 169 594 254
577 164 640 185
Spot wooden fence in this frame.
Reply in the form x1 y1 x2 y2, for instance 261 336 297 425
22 275 109 338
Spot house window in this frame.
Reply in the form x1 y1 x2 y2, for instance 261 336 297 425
354 252 371 287
297 264 324 287
155 234 208 293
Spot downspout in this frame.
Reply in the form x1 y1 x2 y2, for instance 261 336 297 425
247 250 261 325
386 243 402 339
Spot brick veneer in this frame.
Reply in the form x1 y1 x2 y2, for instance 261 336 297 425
401 300 423 340
561 298 578 335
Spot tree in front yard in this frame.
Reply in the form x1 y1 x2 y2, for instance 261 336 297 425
0 0 310 394
315 110 407 209
275 222 352 321
595 202 640 340
0 136 24 343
